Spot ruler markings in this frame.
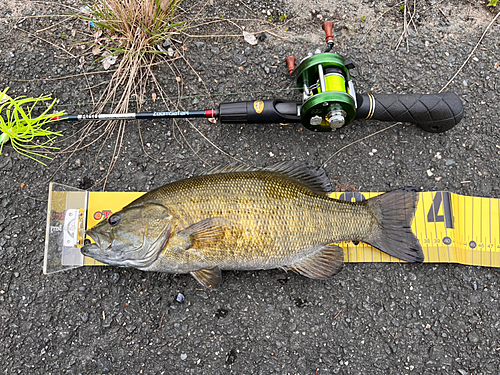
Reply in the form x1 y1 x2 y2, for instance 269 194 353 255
469 195 473 264
463 194 466 264
370 192 375 263
479 198 483 266
489 198 492 267
422 193 430 261
431 193 436 261
458 194 464 265
447 191 452 263
471 195 474 266
480 197 483 267
481 198 486 266
482 197 485 266
435 192 441 261
81 191 500 267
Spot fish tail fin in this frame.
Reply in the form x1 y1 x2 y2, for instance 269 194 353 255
364 187 424 263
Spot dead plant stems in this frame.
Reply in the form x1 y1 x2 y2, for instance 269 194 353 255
440 10 500 93
15 25 77 58
322 123 401 169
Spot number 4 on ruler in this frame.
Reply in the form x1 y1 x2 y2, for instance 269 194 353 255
427 192 454 229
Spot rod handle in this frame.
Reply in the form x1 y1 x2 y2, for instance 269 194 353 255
218 100 301 124
355 92 464 133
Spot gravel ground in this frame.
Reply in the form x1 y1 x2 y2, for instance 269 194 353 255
1 0 500 374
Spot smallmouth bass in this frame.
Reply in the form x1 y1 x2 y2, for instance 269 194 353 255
82 161 423 289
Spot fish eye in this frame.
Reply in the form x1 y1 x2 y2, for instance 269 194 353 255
108 214 121 226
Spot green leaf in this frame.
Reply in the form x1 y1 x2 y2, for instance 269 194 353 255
487 0 498 6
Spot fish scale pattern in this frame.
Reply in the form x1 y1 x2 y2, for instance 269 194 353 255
139 170 372 271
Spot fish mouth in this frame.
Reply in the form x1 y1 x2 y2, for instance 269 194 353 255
80 223 173 268
81 230 112 258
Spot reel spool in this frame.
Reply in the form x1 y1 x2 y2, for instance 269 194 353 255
295 53 357 132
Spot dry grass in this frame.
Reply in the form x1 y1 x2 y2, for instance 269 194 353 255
58 0 205 187
50 1 288 188
82 0 186 109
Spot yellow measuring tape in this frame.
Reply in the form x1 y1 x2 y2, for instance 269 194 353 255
330 191 500 266
42 186 500 273
82 190 500 267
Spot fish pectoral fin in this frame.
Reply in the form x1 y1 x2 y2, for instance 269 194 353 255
190 267 221 290
286 244 344 280
179 217 227 247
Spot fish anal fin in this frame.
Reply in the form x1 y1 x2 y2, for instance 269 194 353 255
179 217 227 247
190 267 221 290
286 244 344 280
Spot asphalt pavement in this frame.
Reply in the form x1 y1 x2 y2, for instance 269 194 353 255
0 0 499 373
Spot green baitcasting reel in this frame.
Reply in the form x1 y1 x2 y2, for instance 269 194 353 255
293 51 357 132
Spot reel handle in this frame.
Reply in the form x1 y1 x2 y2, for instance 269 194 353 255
322 21 334 44
355 92 463 133
285 56 296 75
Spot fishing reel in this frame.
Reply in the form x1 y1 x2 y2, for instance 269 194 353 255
288 49 357 131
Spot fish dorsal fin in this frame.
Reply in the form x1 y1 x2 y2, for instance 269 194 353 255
178 217 227 246
202 162 260 175
191 267 221 290
204 160 332 195
263 161 332 195
286 244 344 279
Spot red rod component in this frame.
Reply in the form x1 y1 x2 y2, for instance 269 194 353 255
204 109 216 118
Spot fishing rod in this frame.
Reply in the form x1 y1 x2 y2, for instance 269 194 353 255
55 21 464 133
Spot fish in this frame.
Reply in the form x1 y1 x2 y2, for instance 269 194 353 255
81 161 424 289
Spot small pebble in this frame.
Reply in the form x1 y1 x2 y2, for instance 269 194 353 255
176 293 184 303
181 353 187 360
